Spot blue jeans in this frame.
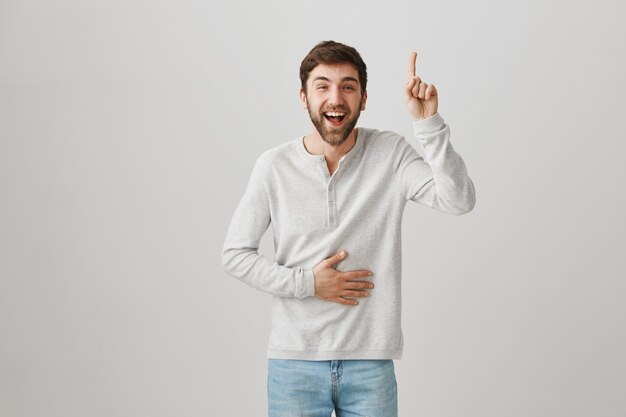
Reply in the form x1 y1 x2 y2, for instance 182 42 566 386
268 359 398 417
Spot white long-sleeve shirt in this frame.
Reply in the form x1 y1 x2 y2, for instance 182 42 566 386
222 113 475 360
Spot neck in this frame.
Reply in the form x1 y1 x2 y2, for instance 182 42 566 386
303 128 358 163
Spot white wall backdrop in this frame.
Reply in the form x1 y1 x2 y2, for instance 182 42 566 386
1 0 625 416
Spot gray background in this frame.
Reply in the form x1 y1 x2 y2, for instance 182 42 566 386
1 0 625 416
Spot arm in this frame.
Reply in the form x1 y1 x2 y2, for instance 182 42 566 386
394 113 476 214
395 51 475 214
221 157 315 298
222 158 375 303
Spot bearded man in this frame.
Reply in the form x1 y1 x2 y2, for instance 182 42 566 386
222 40 476 417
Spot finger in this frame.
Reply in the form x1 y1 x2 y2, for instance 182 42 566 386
344 280 374 290
411 77 422 97
425 83 437 100
341 270 373 280
342 290 369 298
335 297 358 306
418 82 428 99
408 51 417 78
325 250 347 268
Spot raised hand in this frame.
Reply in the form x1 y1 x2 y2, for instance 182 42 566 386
313 250 374 305
404 51 438 120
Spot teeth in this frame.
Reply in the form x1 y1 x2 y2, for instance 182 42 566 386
325 112 345 117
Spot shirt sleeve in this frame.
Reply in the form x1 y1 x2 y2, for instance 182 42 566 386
221 157 316 298
393 113 476 214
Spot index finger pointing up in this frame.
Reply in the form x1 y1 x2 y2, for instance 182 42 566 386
408 51 418 78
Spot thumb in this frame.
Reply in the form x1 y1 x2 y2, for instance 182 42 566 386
326 250 347 268
404 77 417 102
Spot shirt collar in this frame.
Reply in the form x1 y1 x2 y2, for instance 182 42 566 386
296 128 365 163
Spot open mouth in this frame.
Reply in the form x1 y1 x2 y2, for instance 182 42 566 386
323 111 346 126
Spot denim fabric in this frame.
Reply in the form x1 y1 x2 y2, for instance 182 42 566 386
268 359 398 417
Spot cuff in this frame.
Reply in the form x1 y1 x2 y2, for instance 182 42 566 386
412 112 444 135
295 269 316 299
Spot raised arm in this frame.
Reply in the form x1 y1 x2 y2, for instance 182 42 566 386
395 51 475 214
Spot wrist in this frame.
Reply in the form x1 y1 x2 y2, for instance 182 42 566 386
412 112 444 134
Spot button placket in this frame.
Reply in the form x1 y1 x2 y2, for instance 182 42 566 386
317 157 330 182
327 180 337 227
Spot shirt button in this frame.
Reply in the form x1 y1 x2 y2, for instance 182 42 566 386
329 201 334 207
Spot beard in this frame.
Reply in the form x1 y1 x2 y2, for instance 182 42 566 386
306 101 362 147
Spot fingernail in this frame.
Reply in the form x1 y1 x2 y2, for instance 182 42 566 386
340 251 345 257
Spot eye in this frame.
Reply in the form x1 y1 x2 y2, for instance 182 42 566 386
343 85 356 91
316 85 328 90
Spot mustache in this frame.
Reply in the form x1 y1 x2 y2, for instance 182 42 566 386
320 106 349 113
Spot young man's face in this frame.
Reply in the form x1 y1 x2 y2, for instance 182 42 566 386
300 62 367 146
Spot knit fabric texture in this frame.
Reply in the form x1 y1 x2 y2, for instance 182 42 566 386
222 113 475 360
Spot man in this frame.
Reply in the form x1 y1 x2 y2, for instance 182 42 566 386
222 40 475 417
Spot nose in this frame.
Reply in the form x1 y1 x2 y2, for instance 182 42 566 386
328 86 343 106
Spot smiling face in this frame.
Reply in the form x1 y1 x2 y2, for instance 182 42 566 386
300 62 367 147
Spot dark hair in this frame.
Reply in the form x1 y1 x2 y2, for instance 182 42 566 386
299 40 367 95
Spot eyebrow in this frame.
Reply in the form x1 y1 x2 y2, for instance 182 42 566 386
312 76 359 84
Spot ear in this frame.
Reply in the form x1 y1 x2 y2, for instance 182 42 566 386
299 88 308 109
360 90 368 111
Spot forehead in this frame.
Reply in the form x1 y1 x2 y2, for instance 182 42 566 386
308 62 360 84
